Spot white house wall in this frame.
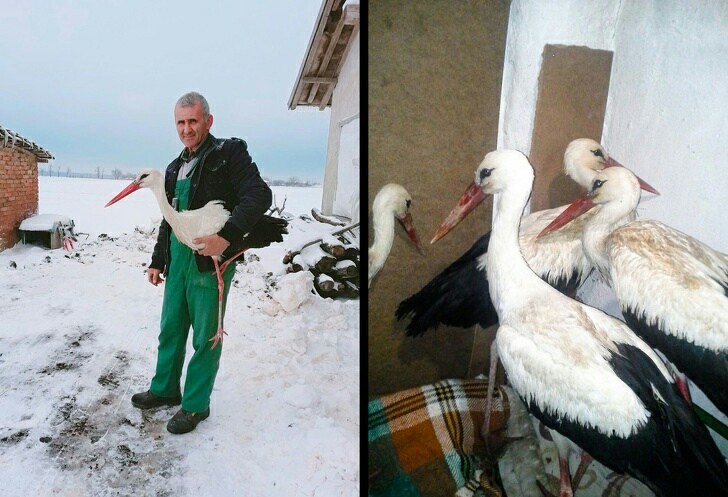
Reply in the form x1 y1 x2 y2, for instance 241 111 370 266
322 28 360 219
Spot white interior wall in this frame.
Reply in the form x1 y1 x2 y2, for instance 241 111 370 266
499 0 728 450
498 0 621 153
602 1 728 251
500 0 727 257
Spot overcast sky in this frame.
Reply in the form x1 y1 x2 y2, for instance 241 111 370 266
0 1 331 181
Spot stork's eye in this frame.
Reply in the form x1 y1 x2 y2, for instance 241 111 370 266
479 168 493 181
139 173 149 181
592 179 606 190
405 199 411 210
591 148 605 158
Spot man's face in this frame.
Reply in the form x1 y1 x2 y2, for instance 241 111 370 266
175 101 213 151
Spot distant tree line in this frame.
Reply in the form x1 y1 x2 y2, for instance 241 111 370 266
38 166 320 186
261 176 321 187
38 166 135 180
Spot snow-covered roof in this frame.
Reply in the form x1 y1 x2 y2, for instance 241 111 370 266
0 125 54 163
288 0 360 110
18 214 73 232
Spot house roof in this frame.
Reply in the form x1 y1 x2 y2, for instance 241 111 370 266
288 0 360 110
0 125 54 163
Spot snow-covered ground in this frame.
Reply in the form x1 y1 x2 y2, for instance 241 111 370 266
0 176 360 496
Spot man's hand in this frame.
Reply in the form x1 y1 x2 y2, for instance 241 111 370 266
193 234 230 257
148 268 164 286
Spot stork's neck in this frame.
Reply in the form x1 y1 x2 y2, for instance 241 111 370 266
368 210 396 281
582 203 635 281
486 185 545 317
148 180 182 233
568 165 599 191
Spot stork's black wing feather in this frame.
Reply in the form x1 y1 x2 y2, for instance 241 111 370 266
623 308 728 416
527 343 728 497
395 233 497 336
396 229 588 337
238 215 288 250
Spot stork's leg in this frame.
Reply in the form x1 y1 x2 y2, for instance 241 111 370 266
557 456 574 497
481 339 499 451
570 451 593 491
208 250 249 350
550 430 577 497
673 370 692 405
661 359 692 405
534 452 590 497
208 258 228 350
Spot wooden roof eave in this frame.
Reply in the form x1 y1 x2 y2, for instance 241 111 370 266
288 1 360 110
0 125 54 163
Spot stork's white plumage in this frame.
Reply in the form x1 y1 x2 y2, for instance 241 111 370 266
540 165 728 416
105 168 285 349
107 169 230 248
396 138 658 336
368 183 422 288
434 150 728 497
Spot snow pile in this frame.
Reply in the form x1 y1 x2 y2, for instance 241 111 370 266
270 270 315 313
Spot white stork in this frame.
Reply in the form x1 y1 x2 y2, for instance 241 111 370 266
105 169 286 349
539 165 728 416
368 183 422 288
396 138 659 336
433 149 728 497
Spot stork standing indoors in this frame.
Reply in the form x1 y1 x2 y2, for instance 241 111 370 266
433 150 728 497
539 165 728 415
368 183 423 287
105 169 287 349
396 138 659 337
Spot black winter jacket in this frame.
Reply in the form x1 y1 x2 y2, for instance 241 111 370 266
149 133 272 275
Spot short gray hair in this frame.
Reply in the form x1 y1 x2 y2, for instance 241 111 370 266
176 92 210 118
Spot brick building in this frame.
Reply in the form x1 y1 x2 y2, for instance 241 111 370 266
0 126 54 250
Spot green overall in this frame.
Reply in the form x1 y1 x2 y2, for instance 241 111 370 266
149 176 235 413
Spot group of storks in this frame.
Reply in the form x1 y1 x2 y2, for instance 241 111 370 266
369 138 728 497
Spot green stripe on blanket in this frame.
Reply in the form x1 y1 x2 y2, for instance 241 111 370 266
368 378 509 497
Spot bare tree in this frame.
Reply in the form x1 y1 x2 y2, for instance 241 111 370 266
267 194 288 216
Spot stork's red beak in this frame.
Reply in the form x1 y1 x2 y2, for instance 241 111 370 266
105 181 141 207
604 157 660 195
537 195 596 238
397 212 424 255
431 181 486 244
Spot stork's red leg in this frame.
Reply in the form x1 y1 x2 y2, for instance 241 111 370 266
208 250 248 350
571 450 593 491
218 249 248 274
674 371 692 406
209 258 228 350
550 430 576 497
557 455 574 497
481 340 499 451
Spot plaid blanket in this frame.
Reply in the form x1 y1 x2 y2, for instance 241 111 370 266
368 378 509 497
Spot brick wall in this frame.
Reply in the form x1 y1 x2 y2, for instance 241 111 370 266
0 148 39 250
